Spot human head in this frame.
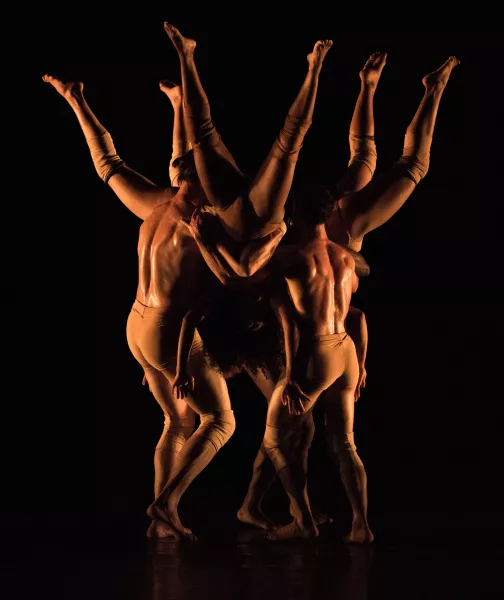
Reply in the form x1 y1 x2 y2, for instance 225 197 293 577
172 150 207 207
171 150 198 185
286 183 336 229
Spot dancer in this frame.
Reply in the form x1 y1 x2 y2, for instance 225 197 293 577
261 189 373 543
43 73 237 540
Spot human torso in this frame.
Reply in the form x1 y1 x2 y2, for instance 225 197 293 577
278 239 356 336
136 195 207 316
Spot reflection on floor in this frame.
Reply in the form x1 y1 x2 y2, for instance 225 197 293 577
2 512 503 599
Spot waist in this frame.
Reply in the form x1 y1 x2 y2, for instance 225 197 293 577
131 298 183 321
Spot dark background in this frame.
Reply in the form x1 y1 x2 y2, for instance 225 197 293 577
6 15 502 546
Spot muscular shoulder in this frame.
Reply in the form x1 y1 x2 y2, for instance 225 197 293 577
327 241 355 268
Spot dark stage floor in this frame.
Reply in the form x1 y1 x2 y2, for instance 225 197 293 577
2 511 503 599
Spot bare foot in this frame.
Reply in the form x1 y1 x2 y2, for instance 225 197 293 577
359 52 387 87
42 74 83 102
237 507 277 531
307 40 333 70
267 520 319 541
343 521 374 545
422 56 460 91
163 23 196 55
147 502 197 541
159 79 182 105
147 519 184 540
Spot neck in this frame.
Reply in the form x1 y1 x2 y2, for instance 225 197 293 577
174 182 198 218
299 223 328 242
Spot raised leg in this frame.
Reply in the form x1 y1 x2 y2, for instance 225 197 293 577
159 80 191 186
342 56 460 241
42 73 172 219
248 40 333 228
164 23 249 224
336 52 387 195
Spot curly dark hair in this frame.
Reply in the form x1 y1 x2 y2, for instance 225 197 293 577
286 183 336 227
197 286 284 379
171 150 198 185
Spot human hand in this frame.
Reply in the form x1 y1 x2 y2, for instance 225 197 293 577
281 380 311 416
172 371 195 399
142 373 151 392
355 364 367 401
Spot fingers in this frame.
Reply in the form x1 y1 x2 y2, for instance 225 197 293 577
142 374 147 386
172 378 194 400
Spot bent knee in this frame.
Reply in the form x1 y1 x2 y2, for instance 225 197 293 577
198 409 236 451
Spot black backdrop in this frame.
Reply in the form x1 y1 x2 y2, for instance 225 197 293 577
7 15 502 543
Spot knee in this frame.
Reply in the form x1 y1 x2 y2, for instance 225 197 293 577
263 424 289 471
197 409 236 451
394 155 429 184
325 431 363 469
295 415 315 453
348 134 377 177
156 414 195 451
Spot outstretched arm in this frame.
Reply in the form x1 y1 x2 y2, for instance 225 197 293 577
43 75 175 220
345 306 368 400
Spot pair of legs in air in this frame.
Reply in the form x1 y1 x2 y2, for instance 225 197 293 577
164 23 332 243
328 53 460 251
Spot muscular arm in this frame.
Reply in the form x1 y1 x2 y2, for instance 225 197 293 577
172 309 200 398
108 167 176 220
346 306 368 400
176 310 198 377
270 285 298 378
346 306 368 367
